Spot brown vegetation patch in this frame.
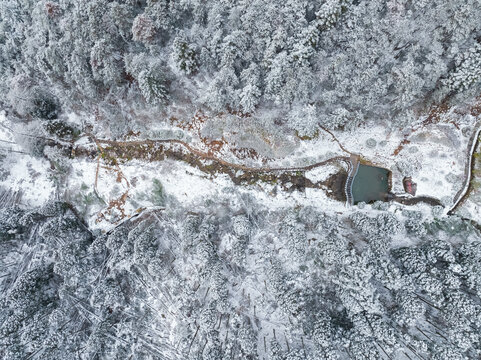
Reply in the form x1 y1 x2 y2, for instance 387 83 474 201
96 191 129 224
201 137 227 157
226 107 251 118
423 100 450 126
125 129 141 139
393 139 411 156
92 139 132 225
171 111 229 156
231 147 265 162
172 111 207 134
470 95 481 117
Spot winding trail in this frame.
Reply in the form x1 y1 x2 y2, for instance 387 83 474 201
447 121 481 215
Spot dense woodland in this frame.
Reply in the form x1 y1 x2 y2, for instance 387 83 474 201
1 0 481 136
1 200 481 359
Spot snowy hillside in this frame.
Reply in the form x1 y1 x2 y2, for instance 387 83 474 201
1 1 481 359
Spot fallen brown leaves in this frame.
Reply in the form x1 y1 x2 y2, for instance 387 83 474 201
393 139 411 156
96 191 129 225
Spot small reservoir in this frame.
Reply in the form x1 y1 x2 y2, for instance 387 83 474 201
348 163 391 204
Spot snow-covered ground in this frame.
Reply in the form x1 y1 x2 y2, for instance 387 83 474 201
0 111 56 206
149 109 476 213
0 154 56 206
65 156 348 231
1 108 479 231
295 116 476 210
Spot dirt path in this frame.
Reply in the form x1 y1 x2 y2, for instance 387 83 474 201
318 126 354 155
393 195 443 207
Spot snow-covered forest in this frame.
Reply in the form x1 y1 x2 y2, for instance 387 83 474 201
2 200 481 359
2 0 481 359
1 0 481 135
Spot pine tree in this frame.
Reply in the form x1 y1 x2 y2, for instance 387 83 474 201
172 32 198 75
138 69 169 105
132 14 156 44
238 64 261 113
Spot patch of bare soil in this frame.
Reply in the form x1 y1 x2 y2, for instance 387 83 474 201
321 171 348 202
393 195 442 207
